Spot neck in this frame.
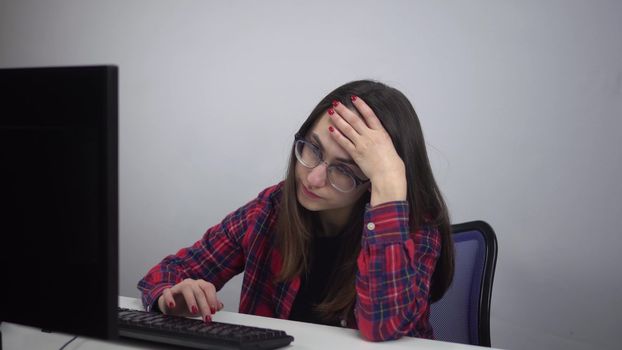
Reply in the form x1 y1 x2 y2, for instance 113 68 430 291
317 206 353 237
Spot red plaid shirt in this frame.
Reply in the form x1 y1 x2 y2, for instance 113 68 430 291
138 182 441 341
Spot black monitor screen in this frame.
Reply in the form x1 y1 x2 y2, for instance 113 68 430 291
0 65 118 339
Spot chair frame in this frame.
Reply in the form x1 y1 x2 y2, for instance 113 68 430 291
450 220 498 347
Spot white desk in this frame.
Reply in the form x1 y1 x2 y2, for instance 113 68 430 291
1 296 497 350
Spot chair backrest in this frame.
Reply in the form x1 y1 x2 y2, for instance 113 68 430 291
429 220 498 347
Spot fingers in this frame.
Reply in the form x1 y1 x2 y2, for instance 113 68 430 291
328 122 356 155
197 280 220 321
163 279 222 323
328 96 385 145
161 288 176 313
331 100 368 135
191 282 213 322
328 107 360 145
180 284 199 315
350 95 384 130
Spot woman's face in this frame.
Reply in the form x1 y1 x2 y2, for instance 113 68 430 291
295 112 370 213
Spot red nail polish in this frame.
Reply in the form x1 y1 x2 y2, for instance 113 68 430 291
168 302 174 309
351 95 358 101
191 305 198 314
329 126 334 132
205 315 212 322
332 100 339 107
328 108 334 115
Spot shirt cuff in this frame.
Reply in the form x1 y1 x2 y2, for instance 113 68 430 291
363 201 410 245
144 284 173 312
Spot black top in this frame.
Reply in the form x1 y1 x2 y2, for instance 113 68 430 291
288 234 345 327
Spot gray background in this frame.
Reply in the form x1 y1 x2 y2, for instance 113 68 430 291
1 1 621 349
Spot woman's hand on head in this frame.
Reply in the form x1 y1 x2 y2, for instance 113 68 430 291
157 279 224 322
328 96 407 206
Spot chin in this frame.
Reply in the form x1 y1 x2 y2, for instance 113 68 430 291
299 201 325 212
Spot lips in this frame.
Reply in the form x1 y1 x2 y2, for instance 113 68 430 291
301 184 322 199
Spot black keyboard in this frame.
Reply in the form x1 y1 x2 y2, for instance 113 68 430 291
117 307 294 350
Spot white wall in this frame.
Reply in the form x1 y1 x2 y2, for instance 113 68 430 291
1 1 620 349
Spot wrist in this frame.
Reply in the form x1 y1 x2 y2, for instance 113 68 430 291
369 175 407 207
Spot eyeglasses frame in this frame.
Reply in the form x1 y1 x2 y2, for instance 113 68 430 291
293 133 370 193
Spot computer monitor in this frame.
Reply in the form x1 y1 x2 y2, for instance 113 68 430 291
0 65 118 340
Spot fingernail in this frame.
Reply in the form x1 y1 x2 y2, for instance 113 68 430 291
328 108 335 115
351 95 358 101
205 315 212 322
329 126 334 133
332 100 339 107
191 305 198 314
168 302 174 309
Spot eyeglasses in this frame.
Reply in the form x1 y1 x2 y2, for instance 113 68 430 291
294 136 369 193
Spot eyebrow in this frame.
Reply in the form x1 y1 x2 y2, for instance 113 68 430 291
311 133 357 165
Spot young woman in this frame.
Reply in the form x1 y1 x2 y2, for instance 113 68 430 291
138 80 454 341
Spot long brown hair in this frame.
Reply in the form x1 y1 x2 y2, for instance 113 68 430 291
276 80 454 323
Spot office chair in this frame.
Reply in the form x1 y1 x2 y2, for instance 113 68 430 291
429 220 498 347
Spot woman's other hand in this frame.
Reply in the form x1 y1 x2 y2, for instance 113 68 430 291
157 278 224 322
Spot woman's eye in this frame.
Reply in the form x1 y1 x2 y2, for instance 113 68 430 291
345 165 366 179
309 143 322 154
335 165 354 175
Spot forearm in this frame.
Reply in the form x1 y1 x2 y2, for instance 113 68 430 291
354 202 440 341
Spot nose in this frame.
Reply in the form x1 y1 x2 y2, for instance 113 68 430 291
306 162 328 188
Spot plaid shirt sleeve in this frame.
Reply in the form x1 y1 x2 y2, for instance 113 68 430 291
137 189 271 311
355 201 441 341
